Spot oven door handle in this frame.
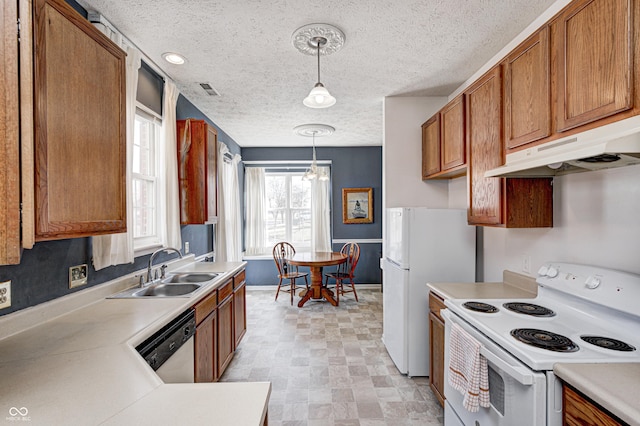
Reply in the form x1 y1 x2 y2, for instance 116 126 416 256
479 347 534 386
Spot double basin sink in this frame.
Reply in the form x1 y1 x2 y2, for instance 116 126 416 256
111 273 218 298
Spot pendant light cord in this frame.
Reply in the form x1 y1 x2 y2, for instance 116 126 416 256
316 42 321 84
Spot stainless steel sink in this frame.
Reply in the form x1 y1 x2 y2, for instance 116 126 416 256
132 283 202 297
162 273 218 284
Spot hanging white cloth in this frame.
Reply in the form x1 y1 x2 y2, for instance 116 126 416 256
216 143 242 262
311 166 332 252
92 47 140 270
244 167 268 255
162 81 181 249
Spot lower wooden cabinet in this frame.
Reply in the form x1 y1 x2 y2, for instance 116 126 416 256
563 385 623 426
193 269 246 382
428 291 446 406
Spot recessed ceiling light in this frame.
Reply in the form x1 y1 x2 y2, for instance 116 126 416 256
162 52 186 65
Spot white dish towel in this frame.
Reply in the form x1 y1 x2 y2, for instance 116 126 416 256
448 322 490 412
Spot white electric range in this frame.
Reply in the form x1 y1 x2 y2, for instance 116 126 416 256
442 262 640 426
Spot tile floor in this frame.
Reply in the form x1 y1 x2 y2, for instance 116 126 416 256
219 287 444 426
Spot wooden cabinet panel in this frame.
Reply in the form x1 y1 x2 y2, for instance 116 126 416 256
440 95 466 171
421 115 440 178
177 119 218 224
0 0 21 264
428 292 446 407
233 274 247 347
504 27 551 149
217 294 234 377
194 310 217 383
33 0 126 241
554 0 633 132
466 66 504 226
563 385 623 426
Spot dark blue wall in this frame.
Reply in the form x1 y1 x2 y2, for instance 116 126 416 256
241 146 383 286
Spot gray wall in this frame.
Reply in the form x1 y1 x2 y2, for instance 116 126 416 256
241 146 383 286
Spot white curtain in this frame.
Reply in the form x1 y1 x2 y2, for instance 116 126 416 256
162 81 181 249
244 167 267 255
216 143 242 261
92 47 141 270
311 166 332 252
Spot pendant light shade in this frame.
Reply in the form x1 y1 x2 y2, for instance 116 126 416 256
292 24 345 110
293 124 335 181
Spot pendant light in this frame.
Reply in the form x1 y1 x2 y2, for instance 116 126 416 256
292 24 345 109
293 124 335 181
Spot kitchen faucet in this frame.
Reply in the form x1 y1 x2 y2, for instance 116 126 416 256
146 247 183 284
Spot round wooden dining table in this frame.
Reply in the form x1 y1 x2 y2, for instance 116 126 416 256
285 251 347 307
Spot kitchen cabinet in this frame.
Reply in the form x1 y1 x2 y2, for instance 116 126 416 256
563 384 623 426
233 270 247 347
33 0 127 241
428 291 446 407
194 289 218 382
217 278 235 376
503 27 551 150
422 95 466 179
553 0 634 132
466 66 553 227
0 0 21 265
177 119 218 224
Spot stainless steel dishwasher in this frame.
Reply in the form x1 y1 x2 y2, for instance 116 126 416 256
136 308 196 383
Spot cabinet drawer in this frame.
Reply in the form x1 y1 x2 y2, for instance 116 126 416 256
563 385 622 426
194 289 217 324
234 270 246 288
429 292 446 321
218 278 233 302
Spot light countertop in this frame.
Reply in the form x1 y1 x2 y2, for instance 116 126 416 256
427 270 538 300
554 363 640 426
0 257 270 425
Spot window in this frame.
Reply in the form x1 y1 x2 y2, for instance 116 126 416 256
132 108 163 250
265 172 312 249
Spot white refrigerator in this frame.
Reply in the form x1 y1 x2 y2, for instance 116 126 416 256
382 207 475 376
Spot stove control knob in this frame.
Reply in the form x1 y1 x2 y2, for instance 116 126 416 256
585 276 601 289
546 266 559 278
537 266 549 276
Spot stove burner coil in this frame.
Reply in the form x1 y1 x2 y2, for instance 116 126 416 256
581 336 636 352
463 301 499 313
503 302 555 317
511 329 579 352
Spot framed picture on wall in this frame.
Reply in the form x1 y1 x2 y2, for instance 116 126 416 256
342 188 373 224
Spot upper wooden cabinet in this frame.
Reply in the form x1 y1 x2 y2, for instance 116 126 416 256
422 95 466 180
33 0 127 241
421 115 440 178
466 66 553 228
177 119 218 225
553 0 634 132
503 27 551 149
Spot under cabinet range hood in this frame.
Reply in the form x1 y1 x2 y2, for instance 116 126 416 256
485 116 640 178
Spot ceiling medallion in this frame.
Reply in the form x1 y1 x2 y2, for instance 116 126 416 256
293 124 336 138
291 24 346 56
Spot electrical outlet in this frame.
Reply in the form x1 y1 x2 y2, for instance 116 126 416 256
0 281 11 310
69 264 88 289
522 255 531 274
184 242 190 254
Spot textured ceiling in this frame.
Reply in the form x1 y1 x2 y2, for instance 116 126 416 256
76 0 557 147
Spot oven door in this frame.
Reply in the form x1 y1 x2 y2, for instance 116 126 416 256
442 309 547 426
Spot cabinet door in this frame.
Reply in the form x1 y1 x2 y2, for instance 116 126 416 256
429 312 445 407
0 0 21 264
33 0 126 241
217 294 234 377
233 281 246 347
466 66 504 226
194 310 217 383
206 125 218 221
504 27 551 149
440 95 466 171
421 115 440 178
555 0 633 131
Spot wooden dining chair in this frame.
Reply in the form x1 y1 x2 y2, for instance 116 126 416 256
272 242 309 305
324 242 360 304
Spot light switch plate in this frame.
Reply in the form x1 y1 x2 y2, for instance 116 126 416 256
69 264 88 289
0 281 11 310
